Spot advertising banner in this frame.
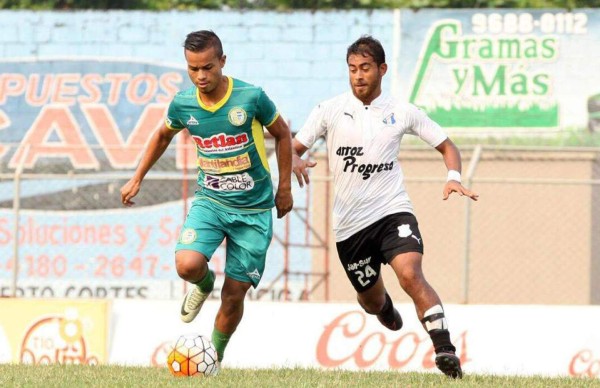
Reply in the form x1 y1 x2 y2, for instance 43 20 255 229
0 299 109 364
0 59 190 298
398 9 600 133
0 57 311 300
0 203 191 299
0 203 308 300
109 301 600 378
0 59 187 168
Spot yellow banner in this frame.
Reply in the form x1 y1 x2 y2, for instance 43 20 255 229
0 299 109 364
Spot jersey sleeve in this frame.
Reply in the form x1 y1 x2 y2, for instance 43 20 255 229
294 103 328 149
165 98 185 131
405 104 447 147
255 89 279 127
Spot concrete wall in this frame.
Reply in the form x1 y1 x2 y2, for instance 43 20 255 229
0 10 393 131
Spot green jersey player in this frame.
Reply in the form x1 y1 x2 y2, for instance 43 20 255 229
166 76 281 213
121 30 293 371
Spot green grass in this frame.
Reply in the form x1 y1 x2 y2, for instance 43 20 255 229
0 364 598 388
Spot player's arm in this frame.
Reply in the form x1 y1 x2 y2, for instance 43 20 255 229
266 115 293 219
291 102 328 188
292 139 317 188
120 124 179 206
435 138 479 201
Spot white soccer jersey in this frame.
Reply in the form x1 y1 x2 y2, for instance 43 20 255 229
295 91 448 242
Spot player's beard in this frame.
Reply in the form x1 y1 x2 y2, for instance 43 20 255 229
352 80 381 104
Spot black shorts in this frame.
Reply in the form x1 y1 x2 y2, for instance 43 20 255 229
335 212 424 293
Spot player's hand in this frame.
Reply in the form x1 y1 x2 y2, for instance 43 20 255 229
275 188 293 219
120 178 141 207
443 181 479 201
292 154 317 188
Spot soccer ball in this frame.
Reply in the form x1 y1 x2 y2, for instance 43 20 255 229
166 334 219 377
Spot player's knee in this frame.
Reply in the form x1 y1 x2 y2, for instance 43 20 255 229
175 263 196 281
399 267 422 287
175 254 204 281
220 291 245 311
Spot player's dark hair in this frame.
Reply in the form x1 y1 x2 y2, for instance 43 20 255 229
346 35 386 66
184 30 223 57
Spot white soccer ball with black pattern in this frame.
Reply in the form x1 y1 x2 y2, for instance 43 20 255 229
167 334 219 377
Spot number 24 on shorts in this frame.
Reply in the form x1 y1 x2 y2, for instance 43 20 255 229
355 264 377 287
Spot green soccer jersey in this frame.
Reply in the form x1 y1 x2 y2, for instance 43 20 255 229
165 77 279 213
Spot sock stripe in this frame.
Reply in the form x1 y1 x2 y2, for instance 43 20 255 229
421 312 445 324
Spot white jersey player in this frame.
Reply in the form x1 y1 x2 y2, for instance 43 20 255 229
292 35 478 379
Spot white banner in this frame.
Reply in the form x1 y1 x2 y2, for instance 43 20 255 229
108 301 600 378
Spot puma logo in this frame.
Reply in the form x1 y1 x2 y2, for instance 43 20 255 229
411 235 421 245
344 112 354 119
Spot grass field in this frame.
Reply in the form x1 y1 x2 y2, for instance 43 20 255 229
0 365 598 388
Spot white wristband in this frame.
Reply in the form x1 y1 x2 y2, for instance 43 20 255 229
447 170 461 183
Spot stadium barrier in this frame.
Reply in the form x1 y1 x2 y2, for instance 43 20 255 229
1 299 599 378
0 298 109 365
1 144 600 304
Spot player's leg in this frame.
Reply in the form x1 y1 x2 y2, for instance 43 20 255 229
176 250 216 323
356 275 403 331
175 200 223 323
211 209 272 363
380 213 462 378
211 277 252 363
389 252 462 378
336 223 402 331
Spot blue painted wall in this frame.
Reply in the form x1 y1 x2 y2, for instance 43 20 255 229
0 10 394 131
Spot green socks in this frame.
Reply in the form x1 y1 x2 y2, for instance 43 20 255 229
194 270 228 362
212 328 231 362
193 269 215 293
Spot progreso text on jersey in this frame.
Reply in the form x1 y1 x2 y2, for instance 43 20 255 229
337 146 394 180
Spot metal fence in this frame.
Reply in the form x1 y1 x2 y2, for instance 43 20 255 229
1 143 599 304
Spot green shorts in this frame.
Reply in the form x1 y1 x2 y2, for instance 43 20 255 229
175 198 273 287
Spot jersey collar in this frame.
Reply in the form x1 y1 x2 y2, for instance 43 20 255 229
196 76 233 112
348 91 391 110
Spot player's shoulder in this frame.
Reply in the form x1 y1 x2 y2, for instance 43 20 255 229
386 97 427 118
313 92 352 113
380 93 409 110
171 85 197 103
231 77 264 97
174 85 196 98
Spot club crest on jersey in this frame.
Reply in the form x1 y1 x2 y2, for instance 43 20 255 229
398 224 412 238
383 113 396 125
179 228 197 244
187 115 199 126
228 107 247 126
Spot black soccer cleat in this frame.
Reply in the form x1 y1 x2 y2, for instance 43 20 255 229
435 351 463 379
376 306 403 331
